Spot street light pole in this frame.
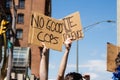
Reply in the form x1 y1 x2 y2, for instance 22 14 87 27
76 40 79 72
76 20 115 73
83 20 115 32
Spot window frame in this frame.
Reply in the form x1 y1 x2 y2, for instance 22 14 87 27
6 0 12 8
17 13 24 24
16 29 23 39
18 0 25 9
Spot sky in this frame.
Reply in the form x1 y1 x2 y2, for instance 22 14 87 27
48 0 117 80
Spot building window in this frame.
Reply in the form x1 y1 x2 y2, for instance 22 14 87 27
6 14 12 22
19 0 25 9
16 29 23 39
17 13 24 24
6 29 10 39
12 47 30 67
6 0 12 8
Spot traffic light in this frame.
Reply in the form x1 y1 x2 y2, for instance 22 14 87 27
0 19 9 35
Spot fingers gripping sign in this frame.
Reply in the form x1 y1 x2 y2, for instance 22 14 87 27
41 42 49 55
64 38 73 50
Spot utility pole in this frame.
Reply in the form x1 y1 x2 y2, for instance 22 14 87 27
0 7 2 63
117 0 120 46
6 0 16 79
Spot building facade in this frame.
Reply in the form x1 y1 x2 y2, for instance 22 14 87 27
0 0 51 79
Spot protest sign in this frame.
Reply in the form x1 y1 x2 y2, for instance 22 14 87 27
62 12 84 42
107 42 120 72
28 12 64 51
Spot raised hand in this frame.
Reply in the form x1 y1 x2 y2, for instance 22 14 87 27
64 38 72 50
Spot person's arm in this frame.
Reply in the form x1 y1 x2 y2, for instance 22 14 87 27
39 43 49 80
57 38 72 80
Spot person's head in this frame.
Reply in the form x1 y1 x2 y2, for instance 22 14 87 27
118 52 120 57
64 72 83 80
115 56 120 66
115 52 120 66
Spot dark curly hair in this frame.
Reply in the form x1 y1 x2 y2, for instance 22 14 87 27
64 72 83 80
115 52 120 66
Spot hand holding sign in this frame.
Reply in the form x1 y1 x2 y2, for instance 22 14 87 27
64 38 72 50
41 42 48 55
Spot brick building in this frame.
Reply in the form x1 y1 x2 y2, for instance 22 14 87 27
0 0 51 79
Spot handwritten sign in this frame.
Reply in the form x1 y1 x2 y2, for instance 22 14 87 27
62 12 84 42
28 12 64 51
107 42 120 72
